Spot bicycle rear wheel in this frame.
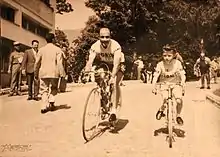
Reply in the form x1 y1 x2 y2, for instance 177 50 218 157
167 98 173 148
82 87 101 142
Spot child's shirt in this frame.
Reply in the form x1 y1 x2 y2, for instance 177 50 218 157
153 59 186 84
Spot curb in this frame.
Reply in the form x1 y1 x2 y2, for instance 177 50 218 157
206 91 220 109
0 85 28 96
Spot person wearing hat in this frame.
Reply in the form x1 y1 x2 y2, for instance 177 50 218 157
8 41 24 96
194 51 211 89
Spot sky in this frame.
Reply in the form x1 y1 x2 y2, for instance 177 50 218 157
55 0 95 30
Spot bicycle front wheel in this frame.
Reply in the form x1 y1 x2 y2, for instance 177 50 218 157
82 87 101 142
167 98 173 148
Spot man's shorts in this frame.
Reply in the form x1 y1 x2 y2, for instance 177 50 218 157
159 85 183 100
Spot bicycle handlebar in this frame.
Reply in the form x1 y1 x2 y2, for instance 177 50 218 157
83 70 112 76
156 82 183 87
153 82 185 96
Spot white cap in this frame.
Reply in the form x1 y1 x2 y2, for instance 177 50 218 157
13 41 20 46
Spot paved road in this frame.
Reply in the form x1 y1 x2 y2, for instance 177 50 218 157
1 81 220 157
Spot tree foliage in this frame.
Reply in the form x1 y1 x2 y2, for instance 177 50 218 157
56 0 74 14
54 29 75 81
69 0 220 81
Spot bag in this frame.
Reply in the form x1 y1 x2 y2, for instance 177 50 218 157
58 77 67 92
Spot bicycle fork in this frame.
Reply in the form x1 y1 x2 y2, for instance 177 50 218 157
166 100 175 143
166 89 175 143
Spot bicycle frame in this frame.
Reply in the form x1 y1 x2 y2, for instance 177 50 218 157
157 83 176 123
156 83 180 148
85 69 114 118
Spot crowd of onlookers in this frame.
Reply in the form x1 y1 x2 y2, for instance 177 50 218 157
6 35 220 105
130 51 220 89
76 50 220 88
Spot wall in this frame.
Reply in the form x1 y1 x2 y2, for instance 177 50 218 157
1 0 55 31
14 0 54 26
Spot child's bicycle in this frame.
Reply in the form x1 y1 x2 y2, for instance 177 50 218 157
154 82 185 148
82 64 117 142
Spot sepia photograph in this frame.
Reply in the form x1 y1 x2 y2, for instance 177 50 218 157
0 0 220 156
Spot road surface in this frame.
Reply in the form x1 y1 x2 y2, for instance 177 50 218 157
0 81 220 157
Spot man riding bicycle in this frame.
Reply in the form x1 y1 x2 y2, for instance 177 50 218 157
152 44 186 125
84 27 125 123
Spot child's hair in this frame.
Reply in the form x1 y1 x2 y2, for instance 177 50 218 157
162 44 175 53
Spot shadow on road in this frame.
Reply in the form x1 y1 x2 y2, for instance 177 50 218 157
85 119 129 143
51 104 71 112
98 119 129 134
109 119 129 134
154 127 185 138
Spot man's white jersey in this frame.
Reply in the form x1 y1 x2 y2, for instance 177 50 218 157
90 39 121 64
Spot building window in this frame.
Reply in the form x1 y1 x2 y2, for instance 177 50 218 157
22 17 28 29
22 14 50 38
0 5 15 23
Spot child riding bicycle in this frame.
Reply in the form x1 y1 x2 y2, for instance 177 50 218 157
152 44 186 125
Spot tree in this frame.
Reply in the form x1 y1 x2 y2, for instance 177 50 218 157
54 28 69 48
70 0 161 80
70 0 220 80
56 0 74 14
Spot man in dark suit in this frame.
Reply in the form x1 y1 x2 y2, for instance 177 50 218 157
22 40 40 100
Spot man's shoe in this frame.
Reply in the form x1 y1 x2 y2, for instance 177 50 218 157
33 97 40 101
176 116 184 125
41 109 47 114
17 92 22 96
109 113 117 122
27 96 32 100
200 87 205 89
8 92 14 97
156 110 166 120
207 86 211 89
49 102 56 111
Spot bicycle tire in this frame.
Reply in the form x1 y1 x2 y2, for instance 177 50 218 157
82 87 101 142
168 98 173 148
108 83 121 127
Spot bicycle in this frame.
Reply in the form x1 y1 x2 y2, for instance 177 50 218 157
82 64 117 142
154 82 185 148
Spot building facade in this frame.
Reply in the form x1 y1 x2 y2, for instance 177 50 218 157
0 0 56 88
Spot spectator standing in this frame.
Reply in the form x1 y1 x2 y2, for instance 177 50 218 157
35 33 65 113
8 42 24 96
21 40 40 100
